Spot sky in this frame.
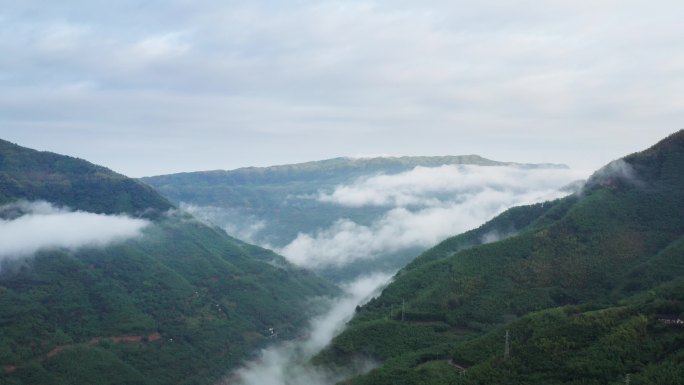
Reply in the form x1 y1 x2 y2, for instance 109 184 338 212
1 0 682 177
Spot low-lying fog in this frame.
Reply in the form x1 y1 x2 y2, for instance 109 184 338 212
222 273 392 385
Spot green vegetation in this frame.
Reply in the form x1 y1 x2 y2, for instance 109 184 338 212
0 140 337 384
0 139 172 216
316 130 684 384
342 280 684 385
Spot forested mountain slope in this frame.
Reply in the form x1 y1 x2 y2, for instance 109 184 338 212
316 130 684 384
0 139 172 215
0 140 337 385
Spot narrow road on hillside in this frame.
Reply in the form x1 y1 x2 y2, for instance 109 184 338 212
447 359 468 371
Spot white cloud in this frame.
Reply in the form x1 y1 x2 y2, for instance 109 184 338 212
0 201 150 261
32 23 92 53
279 165 587 269
122 32 191 68
318 164 583 207
592 159 637 182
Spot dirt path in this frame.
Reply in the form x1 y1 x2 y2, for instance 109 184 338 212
45 332 163 359
447 359 468 371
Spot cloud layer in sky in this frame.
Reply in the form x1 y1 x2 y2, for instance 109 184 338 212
279 165 585 269
0 201 150 262
1 1 682 176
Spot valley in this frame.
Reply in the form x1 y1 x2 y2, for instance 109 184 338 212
3 2 682 383
1 131 683 385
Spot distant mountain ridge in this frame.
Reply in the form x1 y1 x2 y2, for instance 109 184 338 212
143 155 567 191
0 139 337 385
314 130 684 384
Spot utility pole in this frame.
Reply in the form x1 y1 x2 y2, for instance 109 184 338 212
390 305 393 319
504 329 510 361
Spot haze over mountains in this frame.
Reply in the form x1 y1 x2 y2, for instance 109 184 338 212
143 157 585 281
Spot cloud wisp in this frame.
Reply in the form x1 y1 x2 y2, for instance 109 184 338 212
229 272 392 385
279 165 587 269
590 159 638 184
0 201 150 262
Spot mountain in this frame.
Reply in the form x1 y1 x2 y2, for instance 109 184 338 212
0 139 337 385
141 156 570 281
314 130 684 384
0 139 173 216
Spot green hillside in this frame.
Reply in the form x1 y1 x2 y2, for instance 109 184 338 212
0 139 172 216
0 140 337 385
315 130 684 384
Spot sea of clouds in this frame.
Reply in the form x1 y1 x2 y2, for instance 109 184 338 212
279 164 587 269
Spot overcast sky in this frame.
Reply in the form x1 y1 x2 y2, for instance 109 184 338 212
1 0 682 177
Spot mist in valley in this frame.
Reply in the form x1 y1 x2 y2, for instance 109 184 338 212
224 273 392 385
187 164 587 274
